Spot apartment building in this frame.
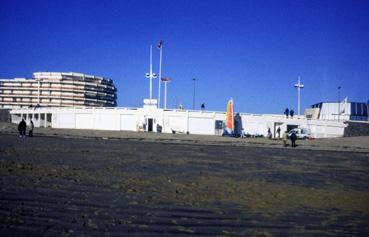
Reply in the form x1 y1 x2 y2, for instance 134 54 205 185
0 72 117 108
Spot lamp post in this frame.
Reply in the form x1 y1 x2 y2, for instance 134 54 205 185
294 76 304 116
192 78 199 110
338 86 341 122
145 45 157 100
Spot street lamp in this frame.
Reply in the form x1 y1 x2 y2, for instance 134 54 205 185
192 78 199 110
294 76 304 116
338 86 341 122
145 45 157 100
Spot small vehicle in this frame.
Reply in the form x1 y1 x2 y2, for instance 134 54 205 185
288 128 311 139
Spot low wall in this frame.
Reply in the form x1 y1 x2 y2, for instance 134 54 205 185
344 121 369 137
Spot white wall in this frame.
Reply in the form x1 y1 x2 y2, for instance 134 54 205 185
10 107 347 138
120 114 137 131
320 103 351 121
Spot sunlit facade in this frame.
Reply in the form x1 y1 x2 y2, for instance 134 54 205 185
0 72 117 108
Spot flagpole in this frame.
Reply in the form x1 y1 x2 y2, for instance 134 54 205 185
158 42 163 108
164 81 167 109
161 78 171 109
150 45 153 99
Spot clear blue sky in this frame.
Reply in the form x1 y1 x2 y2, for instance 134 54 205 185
1 0 368 114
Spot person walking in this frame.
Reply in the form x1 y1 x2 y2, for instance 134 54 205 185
18 119 26 138
284 108 289 118
290 131 297 147
267 128 272 139
29 120 34 137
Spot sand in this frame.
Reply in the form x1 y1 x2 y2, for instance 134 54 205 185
1 122 369 236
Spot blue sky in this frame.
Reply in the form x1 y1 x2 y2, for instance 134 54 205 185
1 0 368 114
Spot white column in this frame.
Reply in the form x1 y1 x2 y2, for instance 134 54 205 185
294 76 304 116
145 45 157 101
164 82 167 109
158 45 163 108
150 45 153 99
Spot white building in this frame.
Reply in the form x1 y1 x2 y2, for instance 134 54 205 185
10 105 347 138
0 72 117 109
309 101 368 121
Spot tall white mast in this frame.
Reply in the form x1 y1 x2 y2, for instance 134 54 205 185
294 76 304 116
162 77 171 109
164 80 167 109
158 41 163 108
145 45 157 100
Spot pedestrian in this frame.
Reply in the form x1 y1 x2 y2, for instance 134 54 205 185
267 128 272 139
282 130 288 147
277 127 281 139
290 109 294 118
284 108 289 118
201 103 205 111
290 131 297 147
29 120 34 137
18 119 27 138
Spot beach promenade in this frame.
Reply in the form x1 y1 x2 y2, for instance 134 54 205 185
1 123 369 236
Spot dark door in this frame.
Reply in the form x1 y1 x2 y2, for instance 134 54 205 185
287 124 298 132
148 118 153 132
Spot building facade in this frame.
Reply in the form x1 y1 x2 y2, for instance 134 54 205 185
0 72 117 109
10 106 347 138
310 101 368 121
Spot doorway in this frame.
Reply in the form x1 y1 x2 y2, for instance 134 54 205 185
148 118 153 132
274 122 283 139
287 124 298 132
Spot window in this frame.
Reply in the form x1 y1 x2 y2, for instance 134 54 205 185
351 103 356 115
357 103 362 115
363 104 368 116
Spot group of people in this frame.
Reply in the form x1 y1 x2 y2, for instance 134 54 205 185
18 119 34 138
282 129 297 147
270 126 297 147
284 108 294 118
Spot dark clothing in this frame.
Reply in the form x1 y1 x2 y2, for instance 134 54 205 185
290 110 294 118
267 128 272 139
277 127 281 138
284 108 289 118
18 120 26 137
29 121 34 137
290 132 297 147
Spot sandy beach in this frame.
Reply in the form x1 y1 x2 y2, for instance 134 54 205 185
1 123 369 236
